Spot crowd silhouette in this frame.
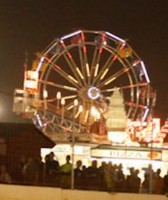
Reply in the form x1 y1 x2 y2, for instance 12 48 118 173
0 152 168 195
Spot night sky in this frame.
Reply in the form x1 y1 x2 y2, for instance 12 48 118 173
0 0 168 123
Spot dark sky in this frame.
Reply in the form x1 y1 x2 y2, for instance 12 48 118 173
0 0 168 123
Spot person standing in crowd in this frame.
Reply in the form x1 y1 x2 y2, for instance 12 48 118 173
22 157 39 185
0 164 12 184
125 167 135 192
153 168 164 194
141 173 150 193
60 155 72 188
132 169 141 193
74 160 83 189
86 160 100 190
103 162 114 192
35 156 45 186
44 152 60 186
19 156 28 184
99 161 107 191
115 164 125 192
163 171 168 194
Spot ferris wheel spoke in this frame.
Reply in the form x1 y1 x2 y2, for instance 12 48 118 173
64 100 81 118
63 53 84 87
64 101 74 111
90 47 102 84
59 40 84 86
79 31 90 84
97 67 130 88
92 54 114 85
41 55 80 89
78 46 87 85
120 83 148 90
63 94 77 100
61 97 78 116
125 101 147 109
102 82 148 93
39 80 77 92
45 96 79 115
89 33 106 84
125 101 146 120
52 65 80 89
93 43 125 85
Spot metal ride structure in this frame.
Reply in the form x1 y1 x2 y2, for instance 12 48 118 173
29 30 155 143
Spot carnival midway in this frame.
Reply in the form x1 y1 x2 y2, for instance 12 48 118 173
13 30 168 186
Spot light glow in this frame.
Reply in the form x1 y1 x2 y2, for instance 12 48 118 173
56 91 61 99
105 32 125 43
36 56 45 72
86 63 90 77
63 86 77 91
90 106 100 120
140 61 150 83
94 63 99 77
24 70 39 93
87 87 100 100
100 68 109 80
61 30 82 40
74 99 78 106
43 90 48 98
76 67 84 79
104 77 116 85
61 98 65 105
68 75 78 84
108 131 128 143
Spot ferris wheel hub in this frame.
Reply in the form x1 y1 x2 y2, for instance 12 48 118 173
87 87 100 100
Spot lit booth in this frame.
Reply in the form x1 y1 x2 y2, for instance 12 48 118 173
13 70 40 118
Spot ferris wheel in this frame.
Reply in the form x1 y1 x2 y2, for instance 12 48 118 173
32 30 154 139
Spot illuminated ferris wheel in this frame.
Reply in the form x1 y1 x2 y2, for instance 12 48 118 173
31 30 154 138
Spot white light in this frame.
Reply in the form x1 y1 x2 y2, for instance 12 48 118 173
36 114 43 127
63 95 76 99
140 61 150 83
74 99 78 106
104 77 116 85
100 68 109 80
105 32 125 43
79 105 83 113
63 86 77 91
94 63 99 77
61 98 65 105
56 92 61 99
67 105 74 110
84 110 89 122
86 63 90 77
61 30 82 40
68 75 78 84
87 87 100 100
75 105 83 119
90 106 100 119
43 90 48 98
108 131 127 143
76 67 84 79
133 60 140 66
36 56 45 72
142 108 149 122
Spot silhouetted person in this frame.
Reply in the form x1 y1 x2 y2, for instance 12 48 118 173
45 152 60 186
0 164 12 184
74 160 83 189
60 155 72 188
